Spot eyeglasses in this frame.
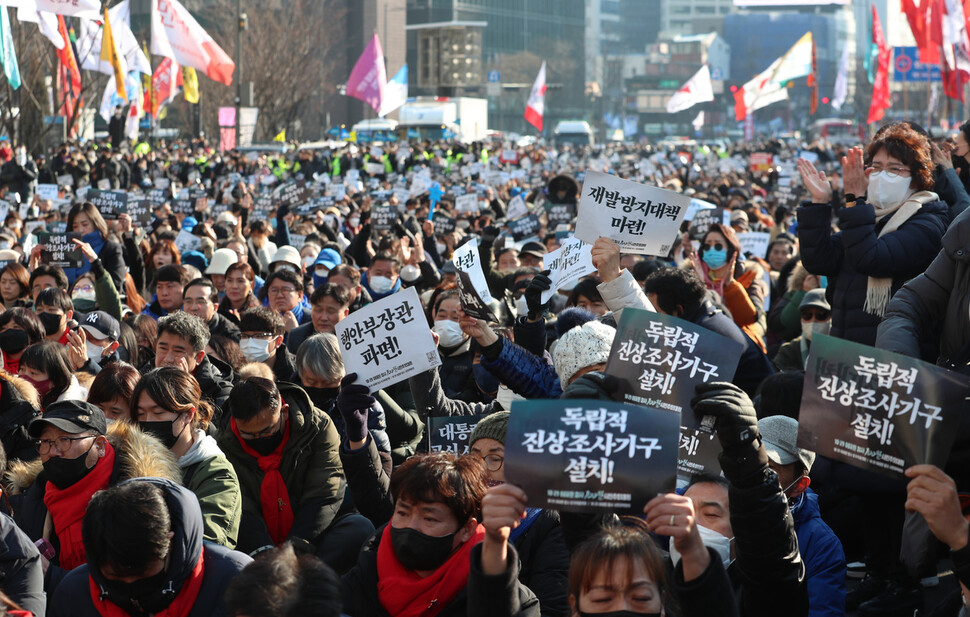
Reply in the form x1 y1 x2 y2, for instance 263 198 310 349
36 434 95 455
801 309 831 322
481 454 504 472
268 287 298 296
241 332 274 339
237 410 284 440
868 165 911 178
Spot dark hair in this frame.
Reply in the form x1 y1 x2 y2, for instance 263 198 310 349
702 223 742 262
389 452 487 527
240 306 285 337
131 313 159 351
20 342 74 408
225 261 255 283
184 278 219 303
370 252 400 274
432 289 461 316
224 544 342 617
0 262 29 300
35 287 73 313
631 259 663 283
28 265 68 292
687 472 730 492
154 264 190 287
157 311 210 352
865 123 935 191
754 371 805 420
263 269 303 295
228 377 281 422
643 267 706 316
83 481 172 577
309 283 351 307
207 335 246 374
328 264 360 287
87 361 141 410
130 367 214 431
67 202 109 239
568 522 667 606
567 277 604 309
146 239 181 280
766 237 796 261
0 308 44 347
117 321 140 367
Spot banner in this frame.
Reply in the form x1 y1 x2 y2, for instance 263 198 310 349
798 334 967 478
737 231 771 259
452 238 496 321
370 204 397 231
545 201 576 227
428 414 485 454
335 286 442 391
541 237 596 303
506 194 529 220
36 232 82 268
678 425 722 486
524 61 546 132
508 213 541 241
575 171 688 255
687 207 731 241
505 399 679 513
86 189 128 219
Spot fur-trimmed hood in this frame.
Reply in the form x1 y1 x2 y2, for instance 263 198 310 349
5 420 181 495
787 262 810 293
0 369 39 409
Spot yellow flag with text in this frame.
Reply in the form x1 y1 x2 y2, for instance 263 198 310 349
182 67 199 104
100 7 127 102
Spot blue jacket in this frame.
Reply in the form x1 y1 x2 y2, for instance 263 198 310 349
480 339 563 400
791 488 845 617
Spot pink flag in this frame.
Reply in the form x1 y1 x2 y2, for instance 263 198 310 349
346 34 386 113
524 61 546 132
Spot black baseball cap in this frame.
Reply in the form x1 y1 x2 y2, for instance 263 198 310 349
79 310 121 341
28 400 107 438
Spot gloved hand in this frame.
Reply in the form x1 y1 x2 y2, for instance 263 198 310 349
561 372 620 401
276 203 290 219
481 225 501 244
524 270 553 320
336 372 373 444
690 382 760 450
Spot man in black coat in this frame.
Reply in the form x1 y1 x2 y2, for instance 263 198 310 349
0 145 37 202
183 277 241 343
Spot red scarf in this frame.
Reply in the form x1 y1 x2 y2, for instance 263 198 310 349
376 523 485 617
43 443 116 571
4 354 19 377
88 552 205 617
230 416 294 545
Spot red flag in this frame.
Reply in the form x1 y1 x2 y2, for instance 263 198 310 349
150 57 180 118
733 88 747 122
524 62 546 132
808 38 818 115
905 0 942 63
868 5 892 124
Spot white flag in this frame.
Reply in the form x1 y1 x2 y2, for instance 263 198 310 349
524 61 546 132
831 42 850 111
15 2 61 49
150 0 234 86
32 0 98 18
666 65 714 113
379 64 408 117
76 2 151 76
692 111 705 132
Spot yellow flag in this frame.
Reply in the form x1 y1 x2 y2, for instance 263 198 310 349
273 129 286 142
100 7 126 102
182 67 199 104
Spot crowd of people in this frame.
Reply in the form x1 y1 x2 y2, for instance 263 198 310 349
0 121 968 616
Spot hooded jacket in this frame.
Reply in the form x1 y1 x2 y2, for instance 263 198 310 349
48 478 251 617
0 369 40 463
178 430 242 549
5 422 182 597
217 382 346 554
791 488 846 617
0 511 45 617
193 354 235 414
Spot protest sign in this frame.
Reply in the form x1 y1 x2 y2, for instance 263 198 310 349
410 176 430 197
253 195 275 220
86 189 128 219
335 286 442 391
171 199 198 216
687 207 731 241
174 230 202 255
370 205 397 231
36 184 58 202
541 238 596 304
346 169 360 184
677 425 722 487
56 174 74 187
506 195 529 220
433 213 456 235
97 179 111 190
738 231 771 259
685 198 716 222
504 399 679 513
605 309 744 429
277 181 312 207
428 414 486 454
452 238 496 321
35 232 82 268
326 183 346 200
455 193 479 214
0 200 9 222
545 201 576 227
147 189 171 206
797 334 967 478
154 177 171 189
508 213 541 241
575 171 688 255
750 152 773 172
393 188 411 205
123 199 154 228
365 162 385 176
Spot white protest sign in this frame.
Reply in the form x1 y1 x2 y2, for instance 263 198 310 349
18 201 30 219
393 188 411 205
56 174 74 187
174 230 201 255
686 198 716 222
365 162 385 175
506 195 528 220
371 146 384 158
541 237 597 304
797 150 819 165
410 176 430 197
738 231 771 259
575 171 689 255
455 193 479 213
346 169 361 183
452 238 496 320
326 183 346 200
97 178 111 190
0 200 9 221
335 286 442 390
36 184 58 202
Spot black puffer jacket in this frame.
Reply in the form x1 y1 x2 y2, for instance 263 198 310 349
0 512 44 617
0 370 40 463
797 197 948 346
49 478 251 617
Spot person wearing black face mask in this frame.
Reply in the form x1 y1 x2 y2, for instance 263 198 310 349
8 401 181 601
218 376 374 574
0 308 45 375
48 478 252 617
35 287 74 344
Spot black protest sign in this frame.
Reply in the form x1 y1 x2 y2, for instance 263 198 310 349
171 198 197 215
428 414 486 454
508 213 541 241
277 180 312 207
147 188 171 206
36 232 83 268
433 213 456 235
604 309 744 429
452 239 496 321
545 201 576 227
371 205 398 231
123 199 154 228
253 195 275 219
505 399 679 513
688 207 730 241
797 334 967 478
677 425 721 484
87 189 129 219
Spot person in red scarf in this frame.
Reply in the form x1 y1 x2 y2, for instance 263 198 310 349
341 452 541 617
218 377 374 573
0 308 45 376
48 478 251 617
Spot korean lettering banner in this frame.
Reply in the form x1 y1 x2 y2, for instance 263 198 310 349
575 170 689 255
86 189 128 219
541 237 596 304
428 414 486 454
505 399 679 513
452 238 496 321
509 213 541 241
370 205 397 231
797 334 967 478
738 231 771 259
123 199 154 228
433 213 456 235
335 286 442 391
455 194 479 213
605 309 744 429
677 426 721 487
545 201 576 227
688 207 731 241
506 195 529 220
36 232 83 268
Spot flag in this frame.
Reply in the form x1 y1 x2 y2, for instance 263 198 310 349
941 0 970 101
99 71 140 123
182 66 198 103
28 0 99 19
733 32 813 122
75 4 150 76
345 33 386 113
524 61 546 132
903 0 941 63
150 57 180 118
867 4 892 124
56 15 80 120
808 37 818 115
125 74 143 140
379 64 408 117
16 2 61 49
273 130 286 142
101 6 127 101
0 6 20 89
150 0 233 86
666 65 714 113
832 42 850 111
692 111 705 132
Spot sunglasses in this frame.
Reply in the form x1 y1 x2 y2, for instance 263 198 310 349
703 243 725 252
801 309 831 322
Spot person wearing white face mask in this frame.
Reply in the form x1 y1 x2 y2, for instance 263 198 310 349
362 252 401 300
430 291 481 402
772 289 831 372
77 310 122 375
797 123 948 348
238 307 295 382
